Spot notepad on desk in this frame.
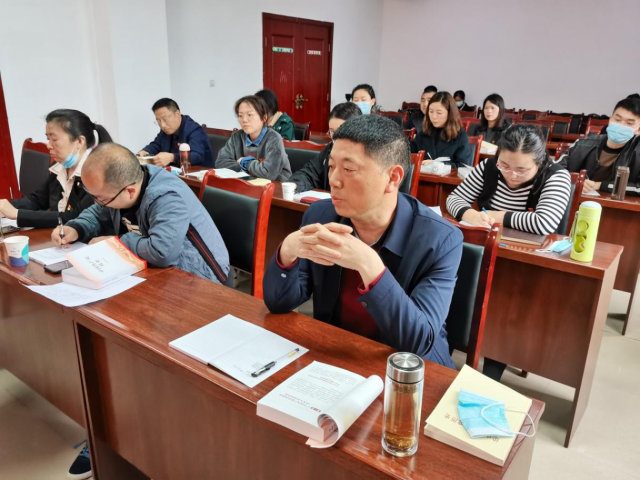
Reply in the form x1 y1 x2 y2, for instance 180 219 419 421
424 365 532 466
61 237 147 289
169 314 308 388
29 243 87 266
500 227 546 246
257 361 383 448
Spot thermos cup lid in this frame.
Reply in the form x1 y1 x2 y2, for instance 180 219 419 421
386 352 425 384
179 143 191 151
580 201 601 210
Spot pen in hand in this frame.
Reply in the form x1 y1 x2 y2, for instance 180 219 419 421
57 214 66 247
251 348 300 378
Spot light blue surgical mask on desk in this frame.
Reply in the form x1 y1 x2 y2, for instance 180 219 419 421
536 237 573 254
607 122 636 145
457 389 536 439
355 101 371 115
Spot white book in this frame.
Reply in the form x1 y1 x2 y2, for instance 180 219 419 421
257 361 383 448
169 314 308 388
61 237 146 290
293 191 331 201
29 243 87 266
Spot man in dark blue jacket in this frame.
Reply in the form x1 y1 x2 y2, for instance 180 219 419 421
263 115 463 368
138 98 214 168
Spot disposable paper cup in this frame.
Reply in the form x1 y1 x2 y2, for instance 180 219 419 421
4 235 29 267
282 182 296 201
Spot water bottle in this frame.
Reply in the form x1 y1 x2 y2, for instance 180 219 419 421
570 201 602 263
179 143 191 175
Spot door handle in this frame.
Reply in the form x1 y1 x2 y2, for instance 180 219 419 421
295 93 309 109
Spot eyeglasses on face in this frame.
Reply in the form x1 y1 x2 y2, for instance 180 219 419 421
83 182 135 207
496 159 534 177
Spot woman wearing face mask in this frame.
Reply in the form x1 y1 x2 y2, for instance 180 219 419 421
469 94 509 144
0 109 111 228
410 91 472 168
453 90 475 113
447 123 572 235
288 102 362 192
216 95 292 181
351 84 383 115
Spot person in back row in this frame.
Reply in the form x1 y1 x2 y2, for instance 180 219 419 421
410 91 472 168
447 123 571 235
263 114 463 368
52 143 230 284
469 93 509 145
560 97 640 196
138 98 213 168
288 102 362 192
404 85 437 131
454 90 475 113
256 89 295 140
0 109 110 228
351 84 383 114
216 95 291 181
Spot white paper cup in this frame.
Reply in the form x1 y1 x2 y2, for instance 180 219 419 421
282 182 296 201
4 235 29 267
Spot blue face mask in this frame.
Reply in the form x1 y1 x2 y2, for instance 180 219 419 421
355 101 371 115
62 146 80 169
607 122 636 144
536 237 573 254
456 101 464 108
457 389 535 439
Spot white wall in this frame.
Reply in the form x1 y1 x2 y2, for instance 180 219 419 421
165 0 384 130
378 0 640 115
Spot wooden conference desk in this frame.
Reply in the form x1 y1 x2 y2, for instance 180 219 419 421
181 171 621 447
0 229 543 480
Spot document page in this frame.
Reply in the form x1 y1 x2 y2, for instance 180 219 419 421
29 243 87 266
26 276 145 307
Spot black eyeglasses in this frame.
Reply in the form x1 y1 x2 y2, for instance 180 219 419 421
83 182 136 207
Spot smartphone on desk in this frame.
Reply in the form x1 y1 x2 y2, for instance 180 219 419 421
44 261 72 274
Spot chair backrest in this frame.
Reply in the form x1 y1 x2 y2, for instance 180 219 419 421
293 122 311 141
504 112 523 123
586 117 609 128
409 151 425 197
459 110 476 118
284 145 321 174
558 169 587 235
585 124 604 136
403 128 416 141
20 138 52 198
398 150 420 196
376 110 409 128
202 125 234 137
402 101 420 110
542 115 572 135
445 223 501 369
199 172 274 299
461 118 481 133
522 120 553 142
467 135 483 167
554 142 573 160
519 110 546 121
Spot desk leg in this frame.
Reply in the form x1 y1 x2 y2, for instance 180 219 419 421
417 181 442 207
622 282 637 336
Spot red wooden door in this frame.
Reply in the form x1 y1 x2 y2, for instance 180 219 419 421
263 13 333 134
0 73 19 199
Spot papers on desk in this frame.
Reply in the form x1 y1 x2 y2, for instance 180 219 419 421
184 169 251 181
293 191 331 202
480 141 498 155
29 243 87 266
169 314 308 388
26 276 145 307
257 361 383 448
457 165 473 180
138 156 155 165
1 218 20 234
582 190 600 197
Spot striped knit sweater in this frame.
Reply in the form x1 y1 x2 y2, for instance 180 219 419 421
446 159 572 235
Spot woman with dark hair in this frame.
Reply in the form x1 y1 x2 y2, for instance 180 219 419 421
216 95 291 181
0 109 111 228
255 89 295 140
410 91 472 168
446 123 571 235
351 84 383 114
470 93 508 144
288 102 362 192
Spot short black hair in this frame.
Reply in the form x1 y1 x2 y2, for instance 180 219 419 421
627 93 640 100
46 109 112 147
454 90 466 100
613 98 640 118
87 143 144 191
234 95 270 125
329 102 362 121
152 98 180 112
352 84 376 99
255 89 279 117
498 124 548 166
423 85 437 94
332 115 410 174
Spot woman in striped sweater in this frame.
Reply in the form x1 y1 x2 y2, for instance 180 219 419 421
446 123 571 236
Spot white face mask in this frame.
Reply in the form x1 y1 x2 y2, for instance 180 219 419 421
456 101 464 108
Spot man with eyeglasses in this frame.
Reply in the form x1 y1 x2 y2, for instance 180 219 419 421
52 143 229 284
137 98 214 168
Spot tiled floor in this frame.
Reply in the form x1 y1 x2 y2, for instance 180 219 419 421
0 281 638 479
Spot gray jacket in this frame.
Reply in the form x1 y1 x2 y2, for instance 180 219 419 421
67 165 230 283
215 129 292 181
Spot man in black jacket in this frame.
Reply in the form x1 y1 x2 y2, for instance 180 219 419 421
404 85 437 131
289 102 361 192
559 98 640 196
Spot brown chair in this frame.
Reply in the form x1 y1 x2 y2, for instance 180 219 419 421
459 110 476 118
202 125 234 136
404 128 416 141
505 112 523 123
522 120 555 142
585 124 605 136
19 139 52 198
409 150 425 197
293 122 311 141
461 118 481 133
562 170 587 235
376 110 409 128
467 135 483 166
283 140 325 151
541 115 572 136
402 102 420 110
586 117 609 129
553 142 573 160
444 221 501 369
199 172 274 299
519 110 546 121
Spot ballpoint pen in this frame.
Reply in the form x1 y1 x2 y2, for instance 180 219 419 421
251 348 300 378
58 213 65 246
